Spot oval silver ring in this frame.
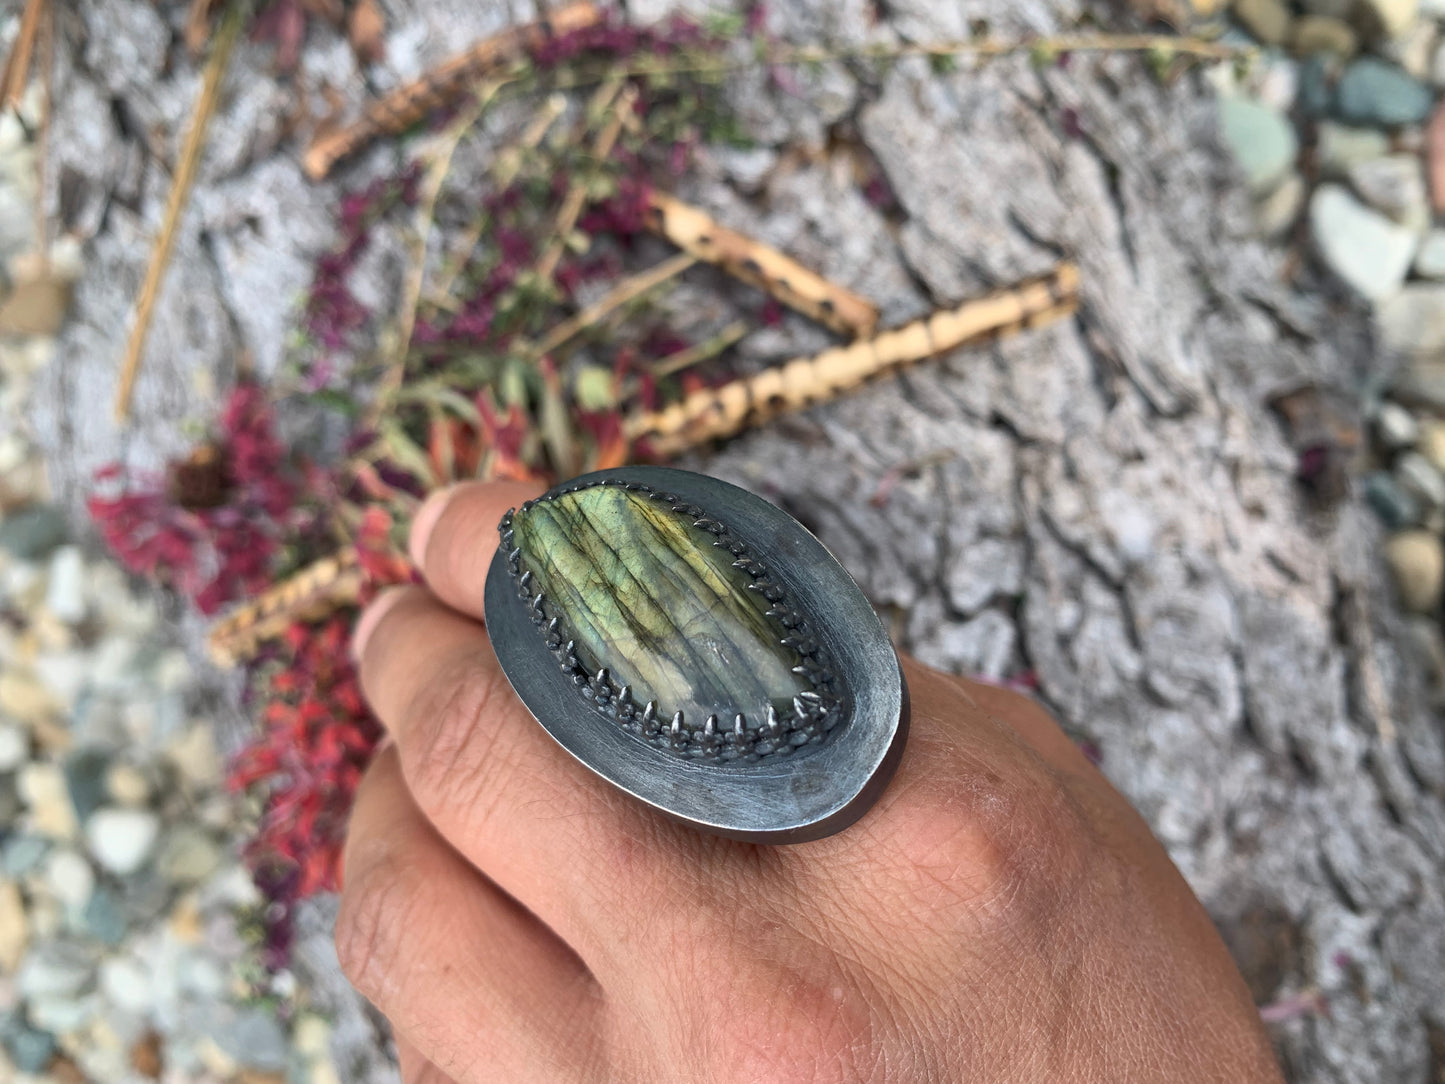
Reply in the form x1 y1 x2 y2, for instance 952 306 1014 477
482 465 909 843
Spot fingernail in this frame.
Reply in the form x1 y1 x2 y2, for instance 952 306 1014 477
351 586 409 664
409 486 457 570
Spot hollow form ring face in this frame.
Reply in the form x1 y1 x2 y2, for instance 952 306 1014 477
483 465 909 843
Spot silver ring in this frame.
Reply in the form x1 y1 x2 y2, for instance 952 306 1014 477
483 466 909 843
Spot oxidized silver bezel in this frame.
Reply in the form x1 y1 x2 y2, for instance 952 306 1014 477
483 465 909 843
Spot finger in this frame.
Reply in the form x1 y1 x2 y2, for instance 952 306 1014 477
337 747 601 1084
396 1038 460 1084
410 481 543 620
355 584 713 975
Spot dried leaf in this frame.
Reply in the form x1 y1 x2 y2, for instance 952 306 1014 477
348 0 386 64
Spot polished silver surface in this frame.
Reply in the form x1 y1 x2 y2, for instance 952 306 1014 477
483 465 909 843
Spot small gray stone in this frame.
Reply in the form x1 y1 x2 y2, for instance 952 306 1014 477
63 748 111 825
16 940 95 999
1299 54 1339 116
78 886 127 946
1365 471 1422 527
42 545 86 624
43 848 95 912
1309 183 1418 301
1335 58 1434 126
1379 285 1445 359
2 1020 55 1073
1347 153 1429 229
1397 450 1445 507
210 1004 290 1072
0 722 27 772
156 827 222 885
84 806 160 876
1219 97 1299 194
1 834 49 876
1375 401 1420 447
0 504 66 560
1414 230 1445 278
1234 0 1294 44
27 994 97 1036
1316 122 1391 175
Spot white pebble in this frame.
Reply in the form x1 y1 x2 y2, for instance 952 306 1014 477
100 956 155 1016
85 807 160 876
0 721 27 771
43 545 86 624
44 849 95 911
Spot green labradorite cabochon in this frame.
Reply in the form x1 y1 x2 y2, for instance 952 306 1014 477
484 466 908 842
510 485 812 729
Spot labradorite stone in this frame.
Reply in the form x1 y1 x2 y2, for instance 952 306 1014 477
511 486 809 724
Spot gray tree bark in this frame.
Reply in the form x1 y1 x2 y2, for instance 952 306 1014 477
34 0 1445 1080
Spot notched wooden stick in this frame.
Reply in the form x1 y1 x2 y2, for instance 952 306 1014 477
207 549 365 667
624 263 1081 456
303 1 602 181
643 191 879 339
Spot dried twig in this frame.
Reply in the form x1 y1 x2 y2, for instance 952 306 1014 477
114 6 242 422
370 79 507 418
624 263 1081 456
207 549 364 667
303 1 602 180
644 191 879 338
529 251 697 358
535 81 636 283
649 318 749 377
0 0 44 109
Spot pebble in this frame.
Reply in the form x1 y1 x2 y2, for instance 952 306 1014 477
210 1005 290 1072
1219 96 1299 194
1316 122 1391 175
1235 0 1294 45
2 834 49 876
4 1019 56 1073
104 761 150 807
166 724 220 790
1347 153 1430 229
42 545 85 624
1360 0 1421 41
17 940 95 999
1299 54 1339 116
1293 14 1359 56
1396 450 1445 507
1367 470 1421 528
43 848 95 912
1432 39 1445 87
1308 183 1418 301
28 992 96 1035
0 721 27 771
1420 419 1445 472
63 748 111 824
1428 101 1445 214
99 956 154 1016
1335 57 1434 126
1379 285 1445 359
0 504 65 560
0 880 27 972
18 763 78 840
1254 170 1305 237
78 887 127 946
84 807 160 876
1386 529 1445 612
1415 229 1445 278
156 828 222 886
1376 401 1420 447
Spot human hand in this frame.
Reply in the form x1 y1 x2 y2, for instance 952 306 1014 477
341 480 1283 1084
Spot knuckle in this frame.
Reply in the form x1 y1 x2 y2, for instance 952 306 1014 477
334 854 429 1001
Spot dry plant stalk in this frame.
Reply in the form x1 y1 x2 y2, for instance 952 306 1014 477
0 0 44 109
303 1 602 181
535 81 636 282
643 191 879 339
530 250 697 357
207 548 365 667
114 6 242 422
625 263 1080 456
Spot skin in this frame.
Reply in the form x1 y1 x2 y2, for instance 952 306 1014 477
342 480 1285 1084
